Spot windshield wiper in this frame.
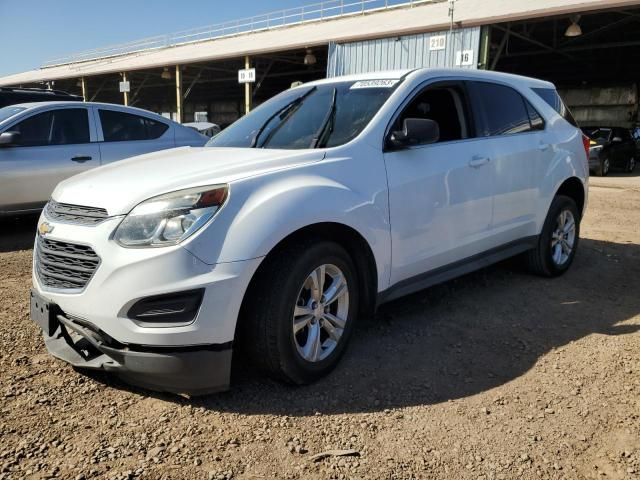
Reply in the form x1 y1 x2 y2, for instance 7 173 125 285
250 86 317 148
310 87 338 149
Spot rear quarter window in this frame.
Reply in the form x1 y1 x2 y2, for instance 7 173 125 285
532 88 577 127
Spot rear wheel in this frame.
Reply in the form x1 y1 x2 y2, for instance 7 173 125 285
524 195 580 277
627 156 636 173
241 241 359 384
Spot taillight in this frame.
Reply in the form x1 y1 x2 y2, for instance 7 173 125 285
582 134 590 159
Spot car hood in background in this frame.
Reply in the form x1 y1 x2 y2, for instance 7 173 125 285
52 147 325 216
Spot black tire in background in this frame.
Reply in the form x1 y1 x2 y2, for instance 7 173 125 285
597 157 610 176
525 195 580 277
240 241 359 385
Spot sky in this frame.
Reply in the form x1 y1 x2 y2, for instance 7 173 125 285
0 0 315 76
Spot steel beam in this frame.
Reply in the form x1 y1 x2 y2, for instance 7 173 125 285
175 65 183 123
244 55 252 115
122 72 129 106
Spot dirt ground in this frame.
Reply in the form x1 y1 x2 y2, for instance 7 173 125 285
0 174 638 480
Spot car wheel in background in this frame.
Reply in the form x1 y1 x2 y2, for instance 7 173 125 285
627 156 636 173
597 157 610 176
524 195 580 277
240 241 359 384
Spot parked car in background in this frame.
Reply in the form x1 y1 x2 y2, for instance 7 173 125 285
582 126 636 176
183 121 221 138
0 102 208 215
30 68 588 395
0 87 82 108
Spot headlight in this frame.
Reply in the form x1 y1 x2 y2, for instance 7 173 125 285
114 185 228 247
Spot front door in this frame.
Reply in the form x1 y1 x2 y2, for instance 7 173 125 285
383 81 494 285
0 107 100 212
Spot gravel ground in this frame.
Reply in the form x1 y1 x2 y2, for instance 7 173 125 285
1 174 639 480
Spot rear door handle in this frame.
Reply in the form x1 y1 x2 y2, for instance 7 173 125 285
71 155 92 163
469 155 490 168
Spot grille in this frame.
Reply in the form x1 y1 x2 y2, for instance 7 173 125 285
45 200 108 225
36 236 100 290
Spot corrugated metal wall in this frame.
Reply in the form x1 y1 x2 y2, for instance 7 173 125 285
327 27 481 77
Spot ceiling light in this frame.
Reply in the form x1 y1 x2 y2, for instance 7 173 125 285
161 67 172 80
564 16 582 37
303 49 317 66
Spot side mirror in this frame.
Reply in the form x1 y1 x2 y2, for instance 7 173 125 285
388 118 440 150
612 136 623 143
0 131 20 147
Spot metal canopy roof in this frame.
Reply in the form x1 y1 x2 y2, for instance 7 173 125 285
0 0 637 87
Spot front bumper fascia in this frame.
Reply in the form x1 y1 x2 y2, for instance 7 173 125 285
44 312 231 395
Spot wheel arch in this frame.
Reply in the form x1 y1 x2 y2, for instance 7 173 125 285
236 222 379 342
555 176 586 218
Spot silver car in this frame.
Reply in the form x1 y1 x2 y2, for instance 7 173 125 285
0 102 207 215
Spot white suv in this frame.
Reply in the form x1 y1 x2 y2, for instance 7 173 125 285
30 68 589 395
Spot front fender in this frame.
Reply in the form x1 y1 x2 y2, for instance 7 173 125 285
182 171 391 291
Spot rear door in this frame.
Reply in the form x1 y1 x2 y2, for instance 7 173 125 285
95 108 174 164
0 106 100 212
467 81 548 245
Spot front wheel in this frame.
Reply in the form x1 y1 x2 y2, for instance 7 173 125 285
627 156 636 173
241 241 359 384
524 195 580 277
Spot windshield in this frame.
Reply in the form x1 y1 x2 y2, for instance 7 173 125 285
207 80 400 149
0 106 26 124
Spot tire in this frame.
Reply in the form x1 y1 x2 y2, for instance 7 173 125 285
627 156 636 173
524 195 580 277
597 156 610 176
240 241 359 385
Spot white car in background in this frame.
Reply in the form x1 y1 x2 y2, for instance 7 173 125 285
30 68 588 395
183 121 221 138
0 102 207 215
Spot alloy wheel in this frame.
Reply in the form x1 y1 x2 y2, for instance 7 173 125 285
292 264 349 363
603 157 610 175
551 209 576 266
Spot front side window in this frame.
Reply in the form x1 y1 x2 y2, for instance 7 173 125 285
207 80 399 150
99 110 168 142
469 82 533 137
11 108 89 147
391 83 471 143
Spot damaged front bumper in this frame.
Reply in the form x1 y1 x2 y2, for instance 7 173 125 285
32 291 231 396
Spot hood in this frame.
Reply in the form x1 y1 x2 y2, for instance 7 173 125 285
53 147 325 215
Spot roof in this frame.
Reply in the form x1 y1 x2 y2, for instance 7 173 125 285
304 67 555 88
0 0 637 86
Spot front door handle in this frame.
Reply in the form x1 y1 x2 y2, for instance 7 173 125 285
469 155 490 168
538 142 550 151
71 155 92 163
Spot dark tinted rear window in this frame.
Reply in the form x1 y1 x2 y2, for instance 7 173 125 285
469 82 533 137
532 88 577 127
99 110 168 142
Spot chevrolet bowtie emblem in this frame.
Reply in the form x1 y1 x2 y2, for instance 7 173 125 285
38 222 54 236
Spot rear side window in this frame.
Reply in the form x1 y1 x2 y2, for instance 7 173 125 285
11 108 90 146
468 82 534 137
99 110 168 142
532 88 577 127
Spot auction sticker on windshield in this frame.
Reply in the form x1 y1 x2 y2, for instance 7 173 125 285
350 79 399 89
